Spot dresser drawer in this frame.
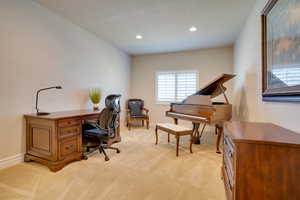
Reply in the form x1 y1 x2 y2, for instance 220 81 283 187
59 136 80 159
224 136 234 162
59 126 81 138
222 165 233 200
224 156 234 187
58 118 81 128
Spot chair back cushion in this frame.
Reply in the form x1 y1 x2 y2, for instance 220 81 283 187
97 95 121 138
128 99 144 116
105 94 121 113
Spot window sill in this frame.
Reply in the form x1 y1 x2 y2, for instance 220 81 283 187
155 101 176 105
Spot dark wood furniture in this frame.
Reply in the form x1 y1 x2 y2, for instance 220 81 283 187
166 74 235 153
222 121 300 200
155 123 193 157
126 99 149 130
24 109 121 172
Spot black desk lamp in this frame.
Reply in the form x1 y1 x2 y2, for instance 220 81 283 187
35 86 62 115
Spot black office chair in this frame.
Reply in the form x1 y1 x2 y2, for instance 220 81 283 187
83 94 121 161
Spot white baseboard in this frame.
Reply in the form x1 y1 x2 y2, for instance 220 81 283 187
0 153 24 170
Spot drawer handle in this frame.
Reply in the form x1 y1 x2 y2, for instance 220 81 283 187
65 145 73 150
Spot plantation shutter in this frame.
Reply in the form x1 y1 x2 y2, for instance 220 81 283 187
156 72 176 102
156 71 198 103
176 72 197 101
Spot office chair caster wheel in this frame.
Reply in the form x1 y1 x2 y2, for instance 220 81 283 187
105 157 110 161
116 149 121 154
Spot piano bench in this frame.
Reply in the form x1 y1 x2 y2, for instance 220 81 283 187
155 123 193 157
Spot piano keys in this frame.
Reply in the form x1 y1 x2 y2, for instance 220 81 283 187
166 73 236 153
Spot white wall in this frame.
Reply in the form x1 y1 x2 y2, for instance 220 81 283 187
131 47 234 143
233 0 300 133
0 0 131 161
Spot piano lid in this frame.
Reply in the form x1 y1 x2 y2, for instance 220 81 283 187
194 74 236 98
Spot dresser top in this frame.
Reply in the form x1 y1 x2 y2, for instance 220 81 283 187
224 121 300 146
24 109 100 120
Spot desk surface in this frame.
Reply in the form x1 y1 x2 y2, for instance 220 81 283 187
24 109 101 120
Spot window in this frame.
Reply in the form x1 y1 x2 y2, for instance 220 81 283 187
272 65 300 87
156 71 198 103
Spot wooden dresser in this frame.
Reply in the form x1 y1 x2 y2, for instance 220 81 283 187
24 109 121 172
222 121 300 200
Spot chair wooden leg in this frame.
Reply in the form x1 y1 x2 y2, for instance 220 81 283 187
146 119 149 129
128 119 131 130
155 127 158 145
168 134 170 143
190 133 193 154
176 136 180 157
142 120 144 127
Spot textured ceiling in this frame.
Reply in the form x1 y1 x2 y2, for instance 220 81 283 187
33 0 255 55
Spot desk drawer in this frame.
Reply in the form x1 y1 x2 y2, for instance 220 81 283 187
59 126 81 138
59 136 80 159
58 119 81 128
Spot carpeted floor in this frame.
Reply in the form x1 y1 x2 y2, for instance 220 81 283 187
0 127 225 200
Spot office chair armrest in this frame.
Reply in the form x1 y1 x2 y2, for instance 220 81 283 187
83 119 100 129
83 119 98 125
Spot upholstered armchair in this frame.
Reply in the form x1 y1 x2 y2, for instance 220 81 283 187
126 99 149 130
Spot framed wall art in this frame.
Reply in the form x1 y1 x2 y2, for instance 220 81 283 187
262 0 300 101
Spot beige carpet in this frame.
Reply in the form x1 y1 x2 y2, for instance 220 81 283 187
0 127 225 200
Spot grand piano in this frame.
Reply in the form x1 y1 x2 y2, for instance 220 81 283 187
166 74 236 153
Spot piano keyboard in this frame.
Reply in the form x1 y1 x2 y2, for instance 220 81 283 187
166 111 208 122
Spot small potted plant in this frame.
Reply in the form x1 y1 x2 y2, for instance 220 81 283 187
89 88 101 110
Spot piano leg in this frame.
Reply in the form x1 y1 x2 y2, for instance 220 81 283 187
190 133 193 154
155 126 158 145
215 124 223 154
174 118 178 125
192 123 201 144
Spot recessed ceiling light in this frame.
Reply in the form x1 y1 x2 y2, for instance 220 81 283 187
136 35 143 39
189 26 197 32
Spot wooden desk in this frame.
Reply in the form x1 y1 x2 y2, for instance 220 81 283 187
24 109 121 172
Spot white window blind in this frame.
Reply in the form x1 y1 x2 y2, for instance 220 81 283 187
272 65 300 86
156 71 198 103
